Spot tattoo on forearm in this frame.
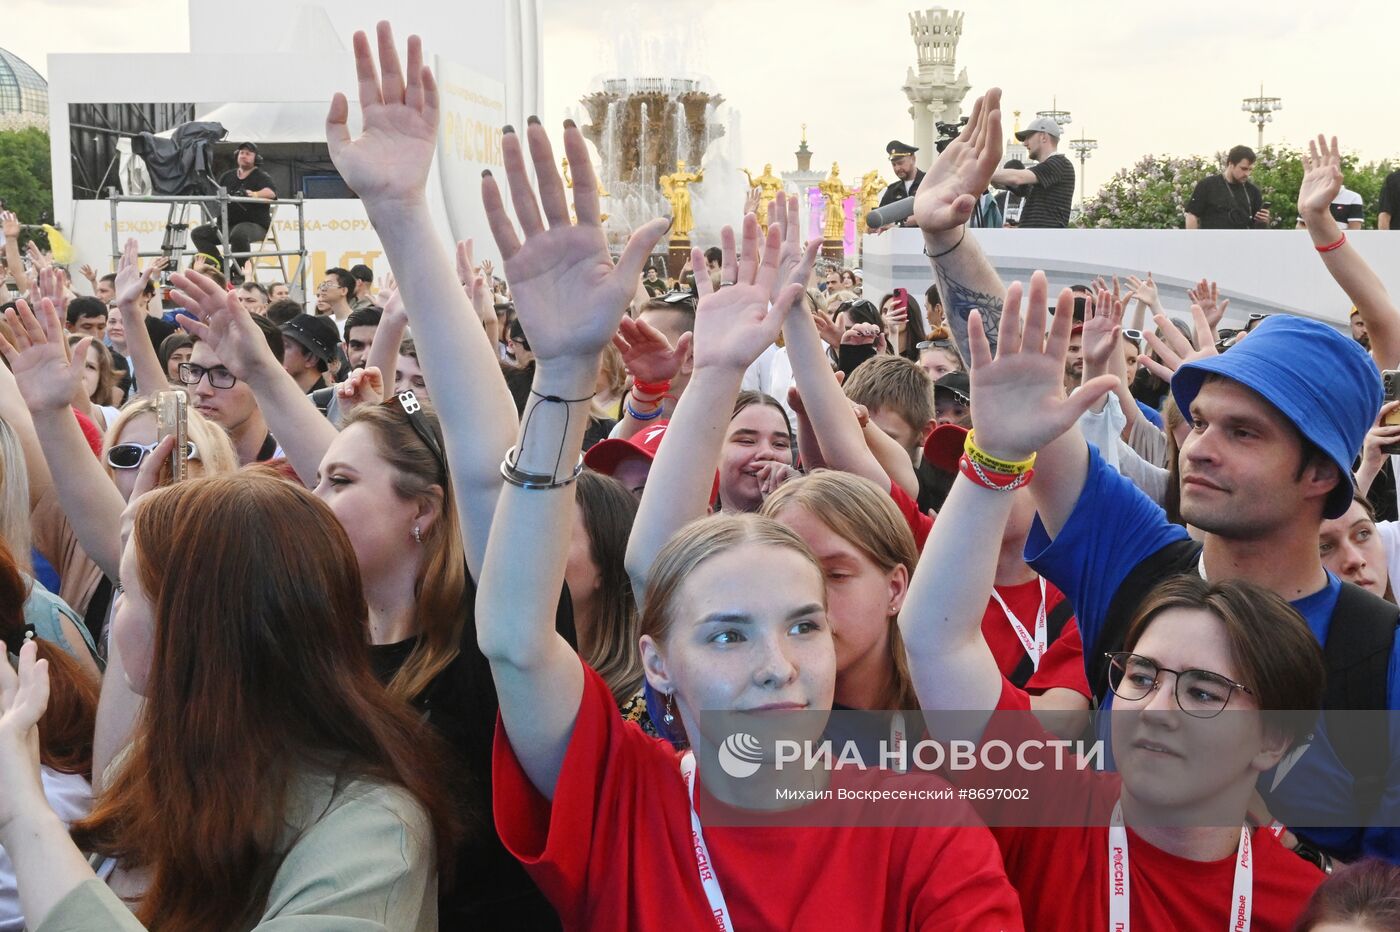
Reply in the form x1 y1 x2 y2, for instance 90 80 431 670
933 267 1004 364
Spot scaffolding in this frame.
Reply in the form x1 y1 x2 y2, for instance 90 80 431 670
106 190 308 298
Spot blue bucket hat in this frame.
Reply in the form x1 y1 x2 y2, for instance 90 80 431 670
1170 315 1381 520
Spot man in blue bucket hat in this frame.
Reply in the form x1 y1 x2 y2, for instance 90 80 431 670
972 299 1398 867
908 89 1400 864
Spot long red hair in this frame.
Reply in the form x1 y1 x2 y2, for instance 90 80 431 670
72 474 460 929
0 537 98 777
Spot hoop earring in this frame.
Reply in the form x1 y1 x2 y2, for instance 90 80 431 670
412 525 423 543
663 693 676 725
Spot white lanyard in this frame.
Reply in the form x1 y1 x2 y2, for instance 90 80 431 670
1107 801 1252 931
680 752 736 931
889 711 908 774
989 578 1047 670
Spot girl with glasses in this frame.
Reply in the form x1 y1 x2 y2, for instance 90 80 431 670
903 277 1329 930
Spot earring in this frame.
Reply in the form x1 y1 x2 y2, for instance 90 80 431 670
412 525 422 543
663 693 676 725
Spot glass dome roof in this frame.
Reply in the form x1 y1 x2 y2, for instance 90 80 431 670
0 48 48 117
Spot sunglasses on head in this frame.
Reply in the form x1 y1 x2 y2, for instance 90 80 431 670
106 441 200 470
1122 328 1144 343
917 339 956 351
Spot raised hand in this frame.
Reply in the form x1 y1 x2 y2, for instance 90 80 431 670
1139 303 1218 383
26 266 68 317
1299 134 1343 218
690 214 803 372
483 119 669 365
336 365 386 411
1185 278 1229 329
113 237 157 308
0 211 18 241
965 272 1118 463
1127 273 1160 309
613 316 691 384
168 269 279 380
0 638 50 836
913 88 1003 235
326 22 438 208
455 239 494 326
78 263 98 286
1080 287 1124 374
24 242 50 273
0 298 88 413
770 193 822 302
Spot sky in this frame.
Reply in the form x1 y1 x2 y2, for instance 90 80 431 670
6 0 1398 200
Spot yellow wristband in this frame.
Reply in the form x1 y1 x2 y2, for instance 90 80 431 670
965 430 1036 474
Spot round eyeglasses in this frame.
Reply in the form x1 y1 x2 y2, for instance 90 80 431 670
1104 651 1253 719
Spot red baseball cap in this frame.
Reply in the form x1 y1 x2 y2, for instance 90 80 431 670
584 421 670 475
922 422 968 474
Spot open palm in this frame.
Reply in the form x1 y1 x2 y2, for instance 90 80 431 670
113 237 156 307
483 119 668 362
1298 134 1343 216
692 216 802 371
169 270 279 380
326 23 437 206
967 273 1117 463
913 89 1004 234
1080 290 1124 371
0 299 87 413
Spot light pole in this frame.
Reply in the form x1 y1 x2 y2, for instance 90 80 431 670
1068 131 1098 210
1241 84 1282 150
1036 96 1072 129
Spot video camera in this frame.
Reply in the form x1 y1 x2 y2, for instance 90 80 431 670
935 117 970 153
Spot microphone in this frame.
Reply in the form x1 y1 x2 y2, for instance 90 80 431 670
864 196 915 230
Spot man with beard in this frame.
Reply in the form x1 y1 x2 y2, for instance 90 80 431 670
877 140 925 228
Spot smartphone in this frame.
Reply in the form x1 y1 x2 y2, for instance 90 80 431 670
156 390 190 483
893 287 909 313
1384 371 1400 455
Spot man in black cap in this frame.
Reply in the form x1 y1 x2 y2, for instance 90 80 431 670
190 142 277 281
879 141 925 221
934 370 971 427
280 312 340 395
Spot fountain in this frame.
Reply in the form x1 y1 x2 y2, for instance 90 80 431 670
580 76 737 266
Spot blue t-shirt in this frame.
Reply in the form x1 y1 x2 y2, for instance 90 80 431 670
1135 400 1164 429
1026 443 1400 861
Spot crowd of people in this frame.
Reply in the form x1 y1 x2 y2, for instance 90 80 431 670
2 19 1400 931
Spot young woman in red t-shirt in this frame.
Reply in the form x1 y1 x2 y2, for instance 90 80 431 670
901 274 1326 930
472 119 1023 930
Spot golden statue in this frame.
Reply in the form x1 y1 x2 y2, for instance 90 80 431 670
560 157 608 222
741 163 784 230
818 162 853 242
660 159 704 240
858 169 887 232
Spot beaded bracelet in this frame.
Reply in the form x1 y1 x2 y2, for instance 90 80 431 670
964 430 1036 475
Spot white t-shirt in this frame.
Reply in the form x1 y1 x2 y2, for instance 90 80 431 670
0 767 92 931
1376 520 1400 597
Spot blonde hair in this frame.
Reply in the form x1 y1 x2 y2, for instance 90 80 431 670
103 397 240 481
761 470 920 711
0 419 33 572
842 354 934 434
640 513 822 646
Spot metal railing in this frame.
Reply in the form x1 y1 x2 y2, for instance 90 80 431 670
106 190 308 298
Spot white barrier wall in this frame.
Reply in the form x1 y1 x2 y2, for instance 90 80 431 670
861 228 1400 331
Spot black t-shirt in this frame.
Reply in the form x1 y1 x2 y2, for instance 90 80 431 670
369 572 577 928
216 167 276 229
1379 171 1400 224
1015 154 1075 228
1186 173 1262 229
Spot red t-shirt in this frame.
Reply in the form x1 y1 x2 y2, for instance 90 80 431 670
982 578 1090 698
888 481 933 550
982 681 1323 931
494 660 1025 931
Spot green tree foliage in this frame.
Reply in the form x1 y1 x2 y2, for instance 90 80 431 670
1076 145 1396 229
0 128 53 247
